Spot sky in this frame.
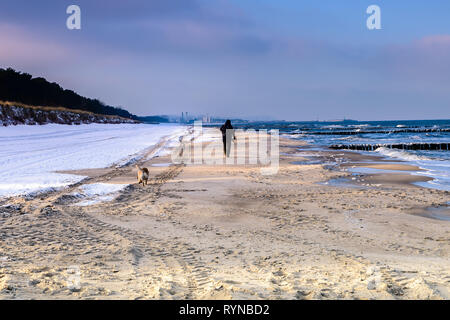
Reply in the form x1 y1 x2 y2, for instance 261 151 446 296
0 0 449 121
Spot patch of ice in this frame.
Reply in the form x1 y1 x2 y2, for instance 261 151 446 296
73 183 128 206
151 163 171 167
79 183 127 197
75 195 116 207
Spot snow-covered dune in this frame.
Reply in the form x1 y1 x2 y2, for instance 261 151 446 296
0 104 139 126
0 123 186 197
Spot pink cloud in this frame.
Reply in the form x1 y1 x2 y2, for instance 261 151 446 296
410 34 450 59
374 34 450 86
416 34 450 47
0 24 70 65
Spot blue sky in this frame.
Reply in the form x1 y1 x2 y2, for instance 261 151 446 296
0 0 449 120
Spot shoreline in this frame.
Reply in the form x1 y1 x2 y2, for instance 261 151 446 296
282 142 436 189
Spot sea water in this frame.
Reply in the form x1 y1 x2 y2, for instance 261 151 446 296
235 119 450 191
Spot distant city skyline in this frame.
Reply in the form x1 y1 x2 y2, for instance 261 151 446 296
1 1 449 121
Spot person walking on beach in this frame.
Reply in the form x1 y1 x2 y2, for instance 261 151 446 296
220 119 236 157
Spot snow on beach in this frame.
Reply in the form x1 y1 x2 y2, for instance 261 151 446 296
73 183 129 206
0 123 186 197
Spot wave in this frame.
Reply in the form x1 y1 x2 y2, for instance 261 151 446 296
323 125 345 129
349 124 370 128
375 147 435 161
330 142 450 151
333 136 361 141
375 148 450 191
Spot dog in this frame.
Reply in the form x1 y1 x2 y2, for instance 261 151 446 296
135 165 149 186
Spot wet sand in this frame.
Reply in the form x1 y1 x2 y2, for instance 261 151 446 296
0 129 449 299
342 162 423 172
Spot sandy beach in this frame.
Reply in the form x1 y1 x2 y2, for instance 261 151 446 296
0 129 449 300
